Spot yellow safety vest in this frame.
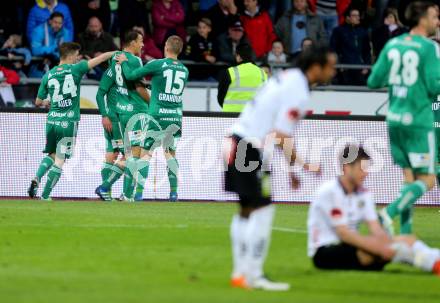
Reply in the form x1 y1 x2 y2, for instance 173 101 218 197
223 62 267 112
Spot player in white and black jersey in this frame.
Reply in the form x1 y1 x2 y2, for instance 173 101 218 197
308 145 440 275
223 45 337 291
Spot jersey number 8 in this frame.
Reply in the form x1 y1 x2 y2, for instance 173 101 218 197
388 48 419 86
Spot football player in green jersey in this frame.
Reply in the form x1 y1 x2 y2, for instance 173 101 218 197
368 1 440 234
117 35 188 201
432 97 440 191
28 42 116 200
95 30 150 201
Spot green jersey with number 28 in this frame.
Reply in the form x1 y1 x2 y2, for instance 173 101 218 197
37 60 89 122
368 33 440 128
122 58 189 119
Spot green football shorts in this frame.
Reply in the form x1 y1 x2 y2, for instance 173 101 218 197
143 116 181 153
388 125 436 175
118 112 148 149
104 118 124 153
43 120 78 159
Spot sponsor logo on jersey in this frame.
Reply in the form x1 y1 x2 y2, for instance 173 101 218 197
116 87 129 96
159 108 178 114
49 111 67 118
61 121 69 128
67 111 74 118
127 104 133 112
162 62 168 68
409 153 431 168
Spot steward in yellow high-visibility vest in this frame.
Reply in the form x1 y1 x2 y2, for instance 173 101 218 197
217 44 267 112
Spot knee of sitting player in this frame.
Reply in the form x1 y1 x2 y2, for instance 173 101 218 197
394 235 417 246
416 174 436 190
356 250 377 265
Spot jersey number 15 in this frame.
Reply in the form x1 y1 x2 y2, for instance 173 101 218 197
163 69 185 95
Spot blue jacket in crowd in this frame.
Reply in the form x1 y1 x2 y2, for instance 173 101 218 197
27 0 74 42
330 24 371 65
30 22 72 58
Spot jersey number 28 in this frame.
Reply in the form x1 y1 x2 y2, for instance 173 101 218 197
388 48 419 86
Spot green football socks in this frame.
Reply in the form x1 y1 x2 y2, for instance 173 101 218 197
41 165 62 199
386 180 427 219
123 157 138 198
136 159 150 194
35 155 54 182
102 163 123 190
400 207 413 234
167 158 179 193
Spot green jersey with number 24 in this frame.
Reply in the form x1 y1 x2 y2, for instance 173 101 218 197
368 33 440 128
122 58 189 119
37 60 89 122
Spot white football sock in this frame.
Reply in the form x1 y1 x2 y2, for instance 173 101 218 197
413 240 439 272
230 214 248 278
391 241 414 264
244 204 275 282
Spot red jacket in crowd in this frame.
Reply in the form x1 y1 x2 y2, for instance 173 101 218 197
240 10 277 58
0 66 20 85
152 0 187 47
141 34 163 60
308 0 352 24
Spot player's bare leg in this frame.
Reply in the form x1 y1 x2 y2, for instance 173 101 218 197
28 153 55 198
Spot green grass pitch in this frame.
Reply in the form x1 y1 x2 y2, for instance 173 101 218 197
0 200 439 303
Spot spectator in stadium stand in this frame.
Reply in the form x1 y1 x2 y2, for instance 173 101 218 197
217 43 267 112
240 0 278 60
0 2 20 46
330 7 371 85
0 35 32 77
199 0 218 12
0 65 20 107
151 0 187 49
268 0 292 21
118 0 150 36
217 18 253 64
132 25 163 62
27 0 74 42
265 40 287 75
78 17 117 59
205 0 239 38
308 0 352 38
372 8 407 58
30 12 72 59
78 16 117 79
77 0 111 32
185 18 218 63
275 0 327 57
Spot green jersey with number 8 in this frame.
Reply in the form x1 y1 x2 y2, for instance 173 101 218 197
122 58 189 119
37 60 89 122
368 33 440 128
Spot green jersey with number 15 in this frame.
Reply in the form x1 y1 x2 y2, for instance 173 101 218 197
368 33 440 128
37 60 89 122
122 58 189 118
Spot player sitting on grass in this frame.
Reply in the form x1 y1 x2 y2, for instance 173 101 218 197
28 43 115 200
95 30 150 201
308 145 440 275
224 45 336 291
367 1 440 235
116 36 189 202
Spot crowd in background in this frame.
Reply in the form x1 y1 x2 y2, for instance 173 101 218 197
0 0 437 90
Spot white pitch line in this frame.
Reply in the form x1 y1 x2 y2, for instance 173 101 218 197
272 226 307 234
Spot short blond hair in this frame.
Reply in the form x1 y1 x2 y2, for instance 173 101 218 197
165 35 184 55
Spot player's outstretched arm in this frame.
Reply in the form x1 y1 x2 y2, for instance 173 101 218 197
87 51 116 70
367 48 388 89
135 83 150 103
335 225 394 260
